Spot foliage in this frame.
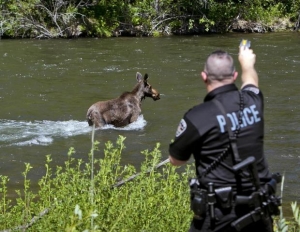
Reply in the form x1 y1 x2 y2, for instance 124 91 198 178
1 0 300 38
291 202 300 230
274 202 300 232
274 173 289 232
0 135 193 231
204 1 239 32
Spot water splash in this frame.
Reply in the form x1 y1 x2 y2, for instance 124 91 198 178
101 115 147 131
0 115 146 147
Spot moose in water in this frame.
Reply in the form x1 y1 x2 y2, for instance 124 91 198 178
86 72 160 128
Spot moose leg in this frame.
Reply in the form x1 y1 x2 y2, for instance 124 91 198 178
86 109 105 128
130 112 140 124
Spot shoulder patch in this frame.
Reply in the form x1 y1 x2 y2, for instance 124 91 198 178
243 86 260 94
176 119 187 137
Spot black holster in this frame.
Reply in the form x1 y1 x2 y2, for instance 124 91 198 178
189 178 207 219
232 173 282 231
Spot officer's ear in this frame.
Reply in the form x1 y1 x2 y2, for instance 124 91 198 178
201 71 208 83
233 71 238 81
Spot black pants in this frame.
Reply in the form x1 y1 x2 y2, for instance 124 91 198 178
188 207 274 232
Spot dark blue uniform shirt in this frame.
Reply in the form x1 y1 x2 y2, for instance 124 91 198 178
169 83 271 191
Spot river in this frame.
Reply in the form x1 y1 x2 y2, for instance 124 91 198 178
0 33 299 215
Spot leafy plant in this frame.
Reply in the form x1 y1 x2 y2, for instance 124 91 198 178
274 173 288 232
291 202 300 230
0 134 193 231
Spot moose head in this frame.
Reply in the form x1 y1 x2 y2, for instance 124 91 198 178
136 72 160 101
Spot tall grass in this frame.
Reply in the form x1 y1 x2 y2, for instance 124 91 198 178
0 134 193 231
270 173 300 232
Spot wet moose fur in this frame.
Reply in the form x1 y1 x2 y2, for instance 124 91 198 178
86 72 160 128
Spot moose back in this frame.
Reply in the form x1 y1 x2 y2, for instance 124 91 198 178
86 72 160 128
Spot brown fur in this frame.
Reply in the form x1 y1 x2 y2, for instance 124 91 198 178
86 72 160 128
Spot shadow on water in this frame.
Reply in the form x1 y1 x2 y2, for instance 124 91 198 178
0 33 300 216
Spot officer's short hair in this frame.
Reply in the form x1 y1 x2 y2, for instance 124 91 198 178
204 50 235 81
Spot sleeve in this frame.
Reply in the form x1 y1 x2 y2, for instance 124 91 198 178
169 116 201 161
241 84 264 108
242 84 262 97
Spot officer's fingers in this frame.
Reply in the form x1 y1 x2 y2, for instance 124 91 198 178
239 45 252 54
239 47 255 60
238 47 247 61
239 45 245 53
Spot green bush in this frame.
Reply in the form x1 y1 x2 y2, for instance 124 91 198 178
0 135 193 231
1 0 300 38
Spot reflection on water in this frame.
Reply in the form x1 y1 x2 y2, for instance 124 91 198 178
0 34 300 216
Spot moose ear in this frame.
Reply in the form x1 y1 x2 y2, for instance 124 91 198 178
136 72 143 82
144 73 149 81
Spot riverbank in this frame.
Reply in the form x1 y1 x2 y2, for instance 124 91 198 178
113 18 299 37
231 18 297 33
1 1 300 39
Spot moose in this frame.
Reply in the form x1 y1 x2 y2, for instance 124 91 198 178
86 72 160 128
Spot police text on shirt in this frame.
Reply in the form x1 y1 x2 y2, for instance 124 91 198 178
216 104 261 133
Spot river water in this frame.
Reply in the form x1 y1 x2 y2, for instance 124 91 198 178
0 33 299 215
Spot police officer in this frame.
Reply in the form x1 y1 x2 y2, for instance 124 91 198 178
169 45 275 231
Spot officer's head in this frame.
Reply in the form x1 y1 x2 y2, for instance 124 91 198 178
201 50 238 89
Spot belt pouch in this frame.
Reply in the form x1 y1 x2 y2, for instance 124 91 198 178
215 186 233 209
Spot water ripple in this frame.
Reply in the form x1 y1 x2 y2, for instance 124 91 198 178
0 115 146 147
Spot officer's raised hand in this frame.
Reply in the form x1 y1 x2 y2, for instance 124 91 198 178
238 44 259 88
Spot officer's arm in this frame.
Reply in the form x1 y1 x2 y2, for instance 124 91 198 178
169 155 187 166
238 46 259 88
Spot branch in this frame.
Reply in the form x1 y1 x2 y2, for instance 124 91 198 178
113 158 170 188
295 11 300 30
150 14 205 34
0 206 52 232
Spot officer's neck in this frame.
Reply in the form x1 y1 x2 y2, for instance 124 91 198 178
206 79 235 93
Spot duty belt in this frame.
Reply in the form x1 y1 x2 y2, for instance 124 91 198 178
190 171 281 231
